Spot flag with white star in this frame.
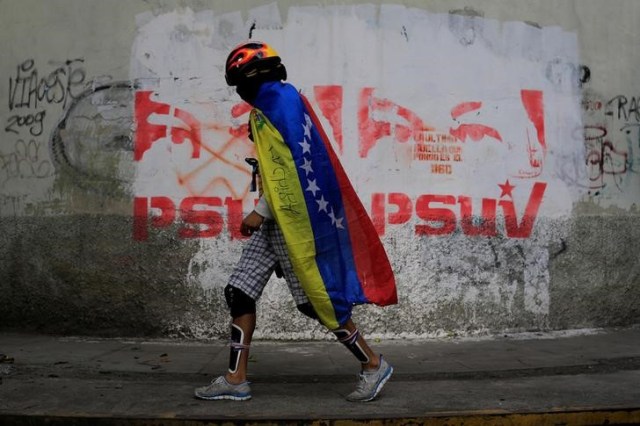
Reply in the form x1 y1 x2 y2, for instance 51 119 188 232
250 81 397 329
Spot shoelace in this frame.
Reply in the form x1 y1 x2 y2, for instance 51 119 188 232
211 376 226 386
354 372 373 391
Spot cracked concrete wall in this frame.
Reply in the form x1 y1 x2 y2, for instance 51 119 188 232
0 0 638 339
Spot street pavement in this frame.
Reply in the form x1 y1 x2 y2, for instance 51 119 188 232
1 326 640 425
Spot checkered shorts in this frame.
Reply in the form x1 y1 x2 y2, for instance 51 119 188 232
227 220 309 305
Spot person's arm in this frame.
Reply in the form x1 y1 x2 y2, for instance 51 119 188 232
240 195 272 236
254 195 273 220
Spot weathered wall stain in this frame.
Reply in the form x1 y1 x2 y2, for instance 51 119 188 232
51 82 136 195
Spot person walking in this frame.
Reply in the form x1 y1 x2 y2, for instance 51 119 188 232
195 41 397 402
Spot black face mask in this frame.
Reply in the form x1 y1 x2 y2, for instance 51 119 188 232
236 81 262 105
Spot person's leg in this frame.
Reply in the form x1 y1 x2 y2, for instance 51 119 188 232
268 221 392 401
227 315 255 384
334 319 393 402
194 286 257 401
223 220 279 380
333 318 380 371
195 224 278 401
295 301 393 402
225 294 256 384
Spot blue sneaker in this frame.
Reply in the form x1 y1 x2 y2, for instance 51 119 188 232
346 355 393 402
194 376 251 401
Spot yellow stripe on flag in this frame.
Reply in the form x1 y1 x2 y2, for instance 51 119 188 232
250 110 339 329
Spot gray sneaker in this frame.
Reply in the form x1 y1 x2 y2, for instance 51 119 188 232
194 376 251 401
346 355 393 402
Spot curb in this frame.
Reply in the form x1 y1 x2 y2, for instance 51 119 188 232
3 407 640 426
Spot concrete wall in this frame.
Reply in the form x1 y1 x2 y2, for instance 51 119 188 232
1 0 638 339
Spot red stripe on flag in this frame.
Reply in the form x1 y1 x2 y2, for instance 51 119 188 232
301 95 397 306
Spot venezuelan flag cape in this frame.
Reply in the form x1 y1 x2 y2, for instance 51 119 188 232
250 81 397 329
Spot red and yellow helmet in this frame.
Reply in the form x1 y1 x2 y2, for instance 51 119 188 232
225 41 286 86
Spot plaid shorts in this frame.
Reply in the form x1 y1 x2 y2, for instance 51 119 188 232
228 220 309 305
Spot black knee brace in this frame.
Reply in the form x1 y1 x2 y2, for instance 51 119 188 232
334 328 370 364
224 285 256 318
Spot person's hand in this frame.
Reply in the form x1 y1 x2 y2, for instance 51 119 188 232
240 211 264 236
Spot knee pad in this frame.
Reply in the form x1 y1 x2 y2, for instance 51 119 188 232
224 285 256 318
296 302 319 321
334 328 370 364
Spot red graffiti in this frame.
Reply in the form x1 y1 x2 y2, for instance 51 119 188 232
449 124 503 143
134 91 202 161
227 86 437 160
134 182 546 241
371 181 547 238
133 86 552 241
498 182 547 238
133 196 245 241
451 101 482 120
449 91 546 145
498 179 515 198
520 90 546 176
358 88 434 158
449 100 503 143
230 101 252 138
449 90 546 178
314 86 344 154
371 192 412 232
135 90 255 200
521 90 546 155
459 197 498 237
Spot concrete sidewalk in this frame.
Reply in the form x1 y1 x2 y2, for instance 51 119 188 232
1 327 640 425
